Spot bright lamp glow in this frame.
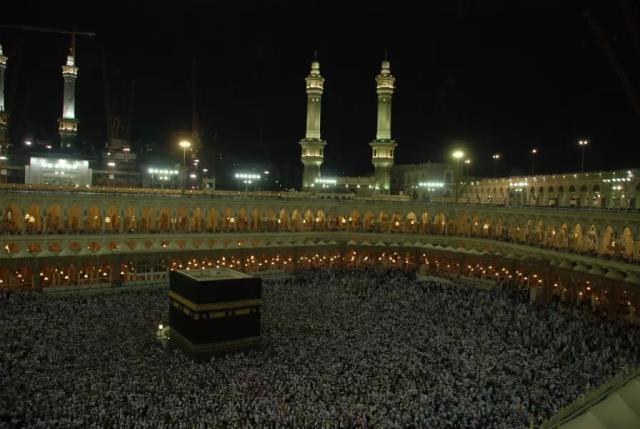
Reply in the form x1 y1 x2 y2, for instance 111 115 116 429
179 140 191 149
234 173 261 180
452 150 464 159
314 178 337 185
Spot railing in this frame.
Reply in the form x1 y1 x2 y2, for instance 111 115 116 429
2 182 637 210
0 183 414 202
539 366 640 428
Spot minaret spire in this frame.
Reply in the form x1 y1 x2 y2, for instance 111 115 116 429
299 55 326 190
59 32 79 150
369 56 397 193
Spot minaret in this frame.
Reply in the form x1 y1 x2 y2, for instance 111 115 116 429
299 56 326 190
59 33 79 150
0 43 8 152
369 57 397 194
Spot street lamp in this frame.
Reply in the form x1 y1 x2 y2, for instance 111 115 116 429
578 139 588 173
492 153 501 177
530 148 538 175
179 140 191 192
452 150 464 203
464 159 471 176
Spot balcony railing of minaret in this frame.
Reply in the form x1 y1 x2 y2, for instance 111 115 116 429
376 79 394 89
62 65 78 76
306 81 324 90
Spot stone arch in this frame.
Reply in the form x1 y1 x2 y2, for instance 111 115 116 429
433 212 446 234
572 223 583 251
557 186 566 206
601 225 616 254
349 210 361 231
420 211 430 233
279 208 290 231
457 211 469 236
471 214 481 236
25 203 42 233
250 208 261 231
529 187 537 205
585 224 598 253
141 207 155 232
124 206 138 232
303 209 314 231
481 217 492 237
534 220 544 244
538 186 546 205
406 211 417 232
87 206 102 232
105 206 122 232
2 204 22 233
192 207 204 232
159 207 172 232
363 211 374 231
265 208 277 232
494 218 505 239
67 205 82 233
558 222 569 249
622 227 635 260
236 208 248 232
46 204 64 233
223 207 236 232
524 219 534 243
378 211 390 232
207 208 219 232
390 212 403 232
316 209 326 231
291 209 302 231
175 207 190 232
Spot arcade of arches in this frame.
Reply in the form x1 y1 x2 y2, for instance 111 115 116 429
1 191 640 321
2 195 638 260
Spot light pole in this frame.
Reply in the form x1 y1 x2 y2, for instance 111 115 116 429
464 159 471 177
179 140 191 192
234 173 261 195
530 148 538 175
452 150 464 203
578 139 588 173
492 153 501 177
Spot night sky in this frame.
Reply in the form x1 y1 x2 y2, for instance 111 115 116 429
3 0 640 178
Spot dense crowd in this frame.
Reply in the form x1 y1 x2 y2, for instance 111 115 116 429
1 269 639 428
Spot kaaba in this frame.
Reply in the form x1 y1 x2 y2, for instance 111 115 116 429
168 269 262 359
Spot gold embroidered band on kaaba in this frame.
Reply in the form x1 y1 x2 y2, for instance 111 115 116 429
168 291 263 312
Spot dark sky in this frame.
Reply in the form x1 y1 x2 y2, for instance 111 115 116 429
3 0 640 177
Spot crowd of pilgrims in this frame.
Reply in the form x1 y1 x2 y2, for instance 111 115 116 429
1 268 639 428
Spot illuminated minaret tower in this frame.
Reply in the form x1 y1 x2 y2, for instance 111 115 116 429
369 57 397 194
59 33 79 150
299 56 326 190
0 43 8 152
